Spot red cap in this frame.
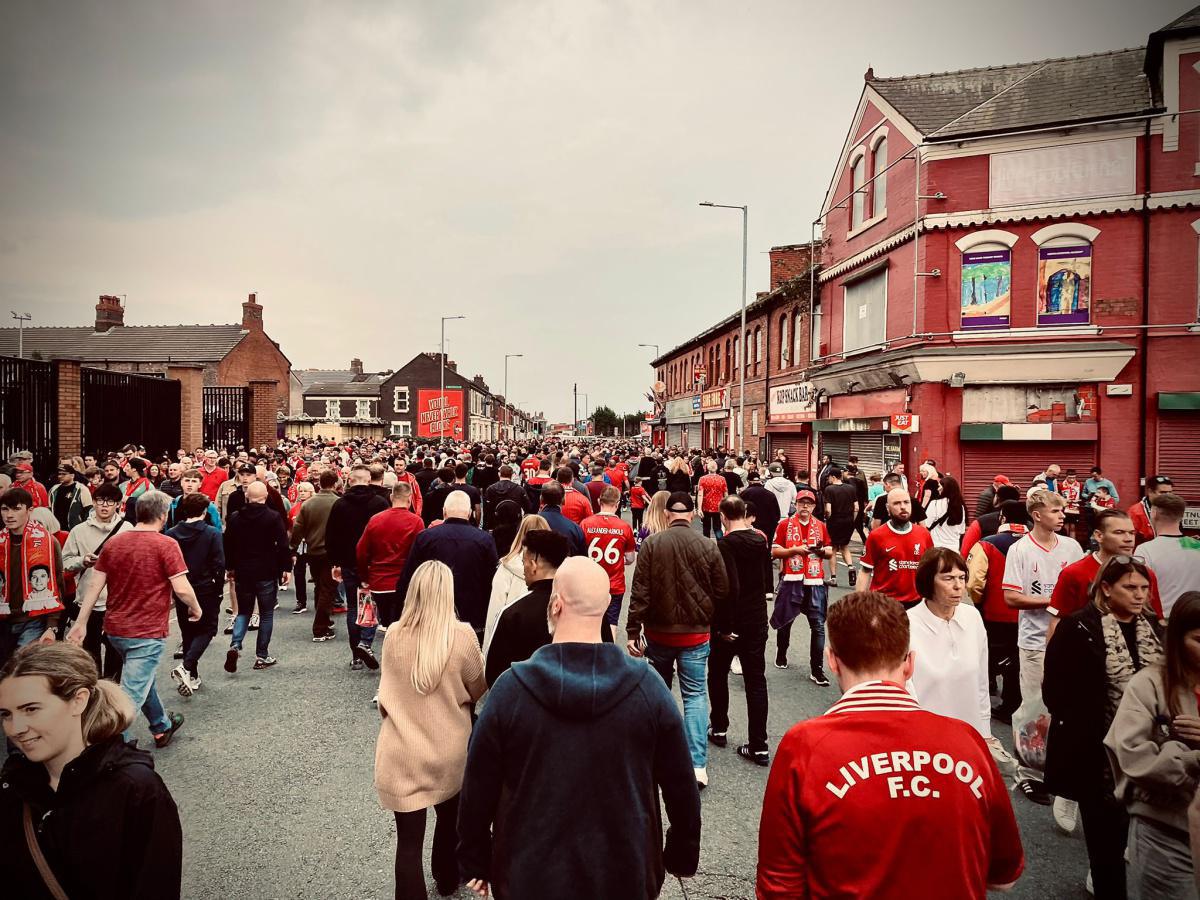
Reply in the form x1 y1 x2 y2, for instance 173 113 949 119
15 463 33 472
796 489 817 503
993 475 1012 486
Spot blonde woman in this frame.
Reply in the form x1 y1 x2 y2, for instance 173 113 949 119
375 560 486 899
483 514 550 656
0 643 183 898
637 490 672 549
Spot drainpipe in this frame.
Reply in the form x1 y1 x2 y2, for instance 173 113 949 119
912 145 922 338
1138 118 1151 487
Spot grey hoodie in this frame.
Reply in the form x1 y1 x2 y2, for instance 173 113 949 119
61 512 134 612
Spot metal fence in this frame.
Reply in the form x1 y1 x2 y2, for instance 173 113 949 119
203 386 249 453
0 354 58 476
81 367 181 460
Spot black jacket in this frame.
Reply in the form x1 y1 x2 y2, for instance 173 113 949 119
472 463 498 494
715 528 772 632
483 479 529 528
459 643 701 900
485 579 614 686
1044 604 1162 801
326 484 389 569
223 503 291 582
0 737 182 900
396 518 498 630
165 519 225 600
740 483 780 540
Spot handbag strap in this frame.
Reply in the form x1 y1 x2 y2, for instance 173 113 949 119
23 803 70 900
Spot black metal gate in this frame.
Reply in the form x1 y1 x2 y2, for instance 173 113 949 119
0 355 58 477
203 386 249 453
81 368 180 461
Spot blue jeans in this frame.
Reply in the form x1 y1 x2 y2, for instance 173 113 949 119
342 567 377 652
0 617 50 670
772 581 827 673
646 639 710 769
106 635 170 740
231 579 277 658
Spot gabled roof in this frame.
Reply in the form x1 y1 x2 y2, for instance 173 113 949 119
0 323 248 363
294 368 355 388
870 47 1154 140
304 380 382 397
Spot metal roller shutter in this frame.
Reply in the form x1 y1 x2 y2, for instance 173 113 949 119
960 441 1096 518
1157 413 1200 502
818 434 851 468
769 434 811 479
685 424 702 452
668 425 683 447
849 433 886 480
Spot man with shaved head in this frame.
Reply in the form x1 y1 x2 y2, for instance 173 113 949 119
858 487 934 607
223 480 292 672
459 556 702 900
396 488 498 642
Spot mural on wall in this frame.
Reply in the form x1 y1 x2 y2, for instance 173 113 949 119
416 389 463 439
960 249 1011 329
962 384 1098 424
1037 245 1092 326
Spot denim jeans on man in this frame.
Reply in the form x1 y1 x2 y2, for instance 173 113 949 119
0 617 50 670
231 578 278 659
645 639 710 768
774 581 827 673
341 566 377 652
106 635 171 742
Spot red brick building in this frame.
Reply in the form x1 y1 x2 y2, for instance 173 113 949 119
651 244 817 459
808 10 1200 510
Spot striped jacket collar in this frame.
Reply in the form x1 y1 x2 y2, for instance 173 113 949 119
826 680 921 716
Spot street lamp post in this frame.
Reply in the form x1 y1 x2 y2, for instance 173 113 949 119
440 315 466 442
581 393 589 434
637 343 659 357
700 202 748 452
10 311 31 359
504 353 523 441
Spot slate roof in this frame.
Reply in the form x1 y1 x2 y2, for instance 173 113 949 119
871 47 1154 140
0 323 248 363
294 368 355 388
1157 6 1200 34
303 380 383 397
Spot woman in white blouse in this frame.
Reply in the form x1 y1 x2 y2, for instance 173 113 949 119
922 475 967 550
906 547 1015 776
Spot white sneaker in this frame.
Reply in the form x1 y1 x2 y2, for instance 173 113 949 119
1053 796 1079 835
731 657 743 675
378 624 388 634
1085 870 1094 895
248 613 260 631
694 767 709 789
171 665 194 697
279 582 289 592
371 693 379 707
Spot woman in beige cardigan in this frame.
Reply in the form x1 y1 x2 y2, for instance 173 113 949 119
374 560 486 898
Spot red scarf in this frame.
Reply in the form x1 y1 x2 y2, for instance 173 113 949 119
121 476 152 513
0 521 63 618
782 514 825 583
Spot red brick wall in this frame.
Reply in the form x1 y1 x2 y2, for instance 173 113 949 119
248 380 278 449
55 359 82 460
218 329 291 413
769 245 814 291
168 364 204 453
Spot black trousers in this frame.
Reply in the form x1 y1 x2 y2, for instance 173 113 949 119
393 794 459 899
708 624 769 752
293 553 308 607
983 619 1021 717
177 590 221 677
701 511 723 538
1079 790 1129 900
81 607 123 681
631 507 644 530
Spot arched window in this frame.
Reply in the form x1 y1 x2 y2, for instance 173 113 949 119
733 335 739 372
793 309 803 367
1031 223 1100 327
850 152 866 229
754 327 763 370
956 229 1018 331
872 136 888 218
724 339 731 382
779 314 789 367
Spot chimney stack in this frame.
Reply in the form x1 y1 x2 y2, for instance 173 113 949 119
350 358 364 377
242 292 264 331
768 244 816 291
95 295 124 332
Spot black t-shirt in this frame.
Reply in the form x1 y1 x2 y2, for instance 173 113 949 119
1118 619 1141 669
824 482 858 522
450 483 482 511
722 471 743 496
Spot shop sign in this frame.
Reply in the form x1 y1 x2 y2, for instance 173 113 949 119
640 421 652 437
890 413 919 434
701 388 727 412
665 396 702 423
1183 507 1200 531
769 382 817 422
417 389 463 439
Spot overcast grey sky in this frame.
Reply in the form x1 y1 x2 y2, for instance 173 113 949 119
0 0 1181 422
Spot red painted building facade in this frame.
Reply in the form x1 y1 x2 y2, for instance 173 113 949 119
808 11 1200 512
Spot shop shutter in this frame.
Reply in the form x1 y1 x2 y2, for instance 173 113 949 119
769 434 811 479
1157 413 1200 502
685 424 702 452
960 441 1096 519
818 434 851 468
668 425 683 447
849 433 886 480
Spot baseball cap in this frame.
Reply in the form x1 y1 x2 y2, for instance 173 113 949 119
666 491 695 513
768 463 784 475
746 470 762 482
993 475 1012 486
796 489 817 503
237 463 256 475
1148 475 1173 487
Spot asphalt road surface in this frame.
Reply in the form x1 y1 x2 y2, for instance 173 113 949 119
148 517 1090 899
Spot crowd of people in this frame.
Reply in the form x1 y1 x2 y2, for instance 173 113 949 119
0 437 1198 898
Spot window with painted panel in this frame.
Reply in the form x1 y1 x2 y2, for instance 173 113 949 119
872 137 887 218
842 268 887 354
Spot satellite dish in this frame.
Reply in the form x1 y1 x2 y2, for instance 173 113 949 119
652 381 666 393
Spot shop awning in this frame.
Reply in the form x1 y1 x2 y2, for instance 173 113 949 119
1159 392 1200 411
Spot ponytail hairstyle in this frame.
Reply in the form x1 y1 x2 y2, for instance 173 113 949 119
0 643 134 743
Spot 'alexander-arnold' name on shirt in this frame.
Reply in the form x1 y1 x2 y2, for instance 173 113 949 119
825 750 986 801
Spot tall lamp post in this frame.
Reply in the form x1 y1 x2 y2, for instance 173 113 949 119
700 201 748 452
504 353 523 440
10 311 31 359
440 315 466 442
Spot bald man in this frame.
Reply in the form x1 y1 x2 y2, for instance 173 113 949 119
858 488 935 607
460 556 702 900
223 480 292 672
396 488 499 640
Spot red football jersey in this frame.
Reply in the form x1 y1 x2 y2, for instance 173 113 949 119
757 681 1024 899
698 474 727 513
521 456 540 477
604 467 627 490
1048 552 1163 620
629 485 650 509
773 515 830 584
561 487 593 525
860 522 934 604
580 512 637 594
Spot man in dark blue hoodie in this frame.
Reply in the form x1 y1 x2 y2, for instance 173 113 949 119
166 491 225 696
458 557 701 900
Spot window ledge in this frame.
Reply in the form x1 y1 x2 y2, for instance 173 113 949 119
847 212 887 240
842 342 888 358
953 325 1100 340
